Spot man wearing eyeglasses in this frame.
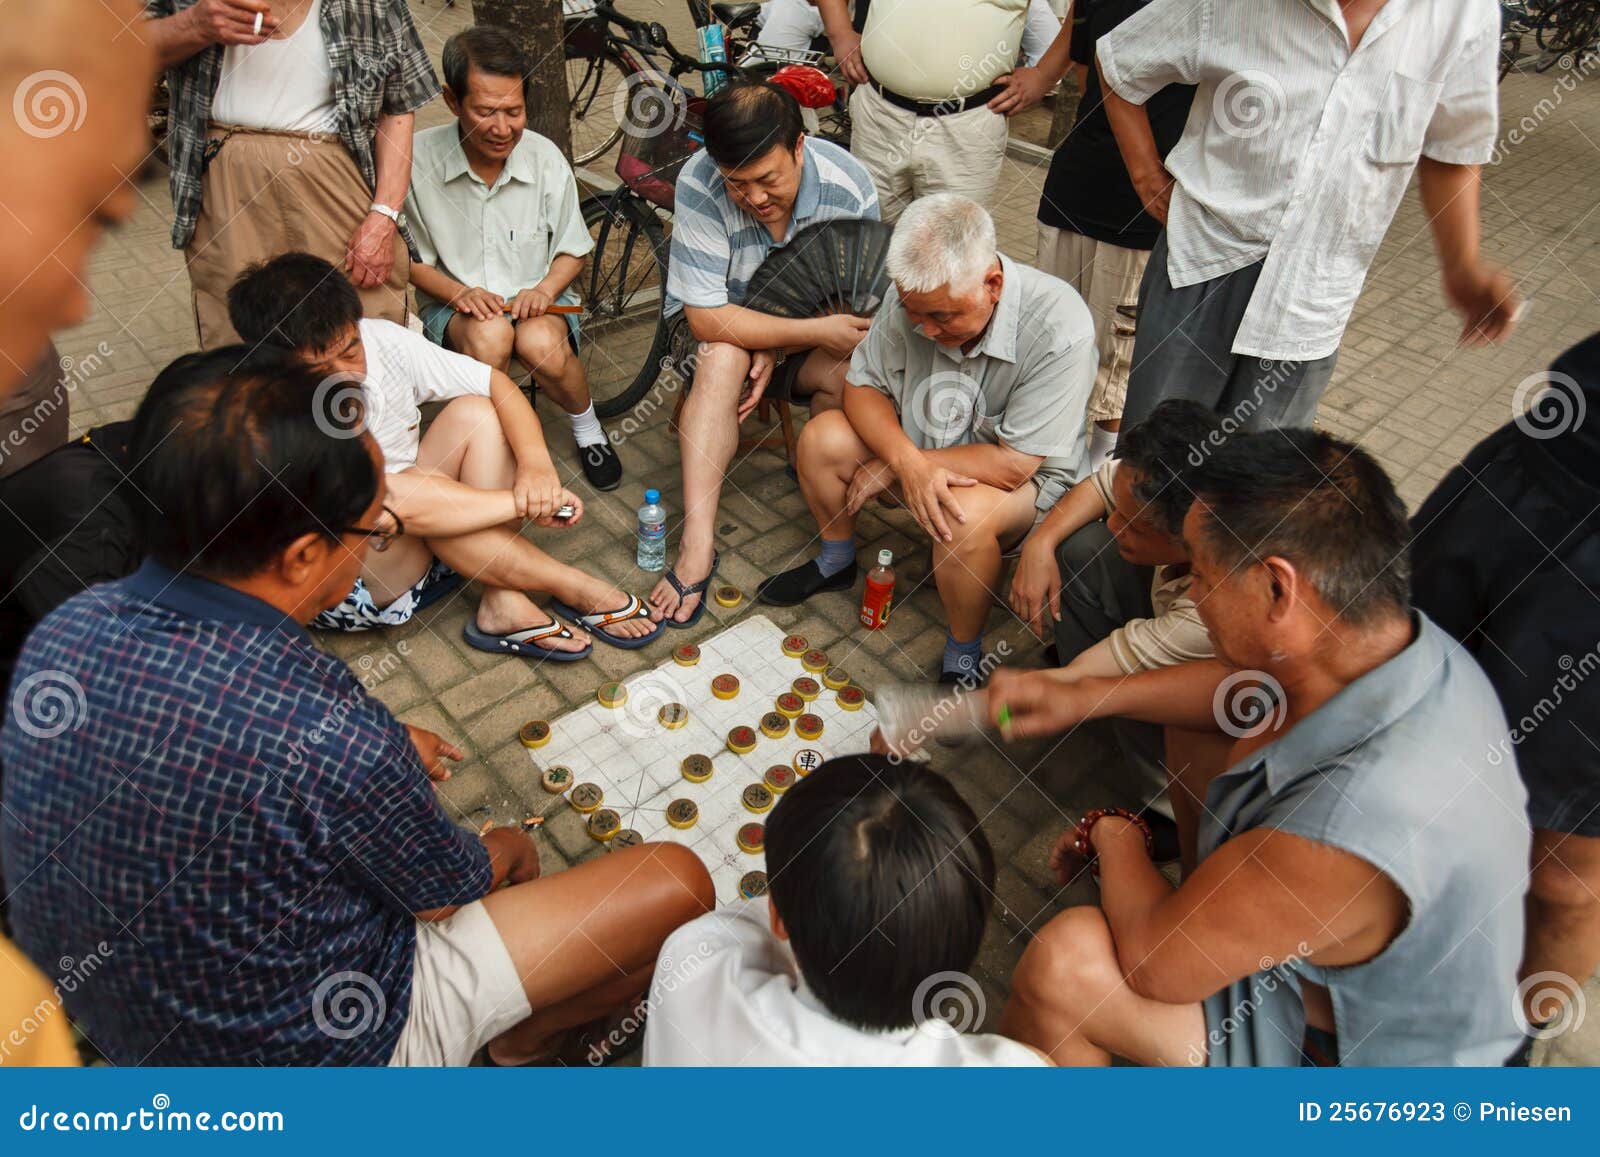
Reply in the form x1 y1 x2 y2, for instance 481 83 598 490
0 347 714 1066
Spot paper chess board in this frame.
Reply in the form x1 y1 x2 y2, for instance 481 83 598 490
525 615 880 902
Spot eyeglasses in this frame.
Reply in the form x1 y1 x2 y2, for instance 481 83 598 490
340 505 404 552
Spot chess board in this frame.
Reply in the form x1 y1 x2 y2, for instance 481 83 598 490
525 615 881 902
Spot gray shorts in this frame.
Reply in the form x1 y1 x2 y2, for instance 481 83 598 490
1122 233 1338 433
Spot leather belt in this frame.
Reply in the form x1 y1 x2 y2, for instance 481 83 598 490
869 80 1003 117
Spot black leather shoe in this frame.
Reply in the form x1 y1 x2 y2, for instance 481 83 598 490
579 441 622 491
756 559 858 606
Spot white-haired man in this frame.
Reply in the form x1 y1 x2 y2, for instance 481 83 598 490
757 194 1096 683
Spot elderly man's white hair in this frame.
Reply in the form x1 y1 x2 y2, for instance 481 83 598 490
884 194 999 296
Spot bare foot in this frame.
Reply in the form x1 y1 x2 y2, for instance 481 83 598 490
476 591 591 653
557 575 661 641
646 545 714 624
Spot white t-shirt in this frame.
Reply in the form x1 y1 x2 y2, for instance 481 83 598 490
641 900 1047 1067
356 318 492 473
212 0 338 134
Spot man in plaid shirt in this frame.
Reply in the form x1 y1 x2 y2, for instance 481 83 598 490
144 1 440 346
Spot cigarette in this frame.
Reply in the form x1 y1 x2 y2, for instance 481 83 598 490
253 11 264 36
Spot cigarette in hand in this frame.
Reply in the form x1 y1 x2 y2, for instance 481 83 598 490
254 11 264 36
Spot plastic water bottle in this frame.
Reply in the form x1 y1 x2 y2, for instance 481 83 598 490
697 22 729 97
859 549 895 629
636 488 667 572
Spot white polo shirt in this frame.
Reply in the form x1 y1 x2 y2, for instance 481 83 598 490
356 318 491 474
1099 0 1500 361
642 900 1047 1066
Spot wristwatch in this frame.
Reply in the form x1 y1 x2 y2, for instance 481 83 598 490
369 202 403 226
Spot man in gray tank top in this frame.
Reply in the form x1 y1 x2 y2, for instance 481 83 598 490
987 428 1531 1066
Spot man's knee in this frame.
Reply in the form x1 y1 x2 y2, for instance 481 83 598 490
514 319 569 373
689 341 751 398
437 394 498 429
639 841 716 916
454 317 515 365
795 408 859 472
1013 906 1123 1009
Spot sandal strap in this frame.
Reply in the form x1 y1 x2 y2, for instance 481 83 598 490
499 621 573 645
572 595 646 629
664 553 719 599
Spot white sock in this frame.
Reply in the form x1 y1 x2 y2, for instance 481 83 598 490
1088 423 1119 472
568 402 606 448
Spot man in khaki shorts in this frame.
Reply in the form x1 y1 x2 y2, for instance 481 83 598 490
144 0 438 346
1033 0 1193 470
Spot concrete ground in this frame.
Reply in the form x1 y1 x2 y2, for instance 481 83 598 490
50 1 1600 1064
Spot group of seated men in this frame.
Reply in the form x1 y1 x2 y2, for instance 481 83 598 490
1 7 1596 1069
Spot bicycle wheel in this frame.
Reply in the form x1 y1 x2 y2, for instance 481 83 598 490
579 192 672 419
567 49 629 166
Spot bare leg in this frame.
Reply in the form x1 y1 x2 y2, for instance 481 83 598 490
1000 905 1208 1066
481 842 714 1063
794 408 875 541
1162 726 1236 877
790 346 852 415
514 315 592 419
1523 828 1600 1027
648 342 749 623
445 313 516 374
930 482 1038 643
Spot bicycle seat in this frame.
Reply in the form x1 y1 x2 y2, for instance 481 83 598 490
712 2 762 28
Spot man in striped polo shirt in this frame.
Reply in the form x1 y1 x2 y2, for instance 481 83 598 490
650 81 879 627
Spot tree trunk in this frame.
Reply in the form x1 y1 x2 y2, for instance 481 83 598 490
472 0 573 159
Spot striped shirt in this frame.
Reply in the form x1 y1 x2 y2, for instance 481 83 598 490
664 137 880 317
1099 0 1500 361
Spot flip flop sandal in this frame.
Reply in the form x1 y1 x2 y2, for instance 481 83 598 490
662 552 719 629
550 593 665 650
462 616 593 662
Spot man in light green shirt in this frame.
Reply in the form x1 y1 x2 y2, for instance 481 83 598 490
405 27 620 491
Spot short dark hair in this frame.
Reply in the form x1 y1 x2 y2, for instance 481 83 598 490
227 252 363 354
701 80 804 170
441 25 529 103
129 347 379 580
1189 428 1411 624
1115 400 1225 537
764 755 995 1032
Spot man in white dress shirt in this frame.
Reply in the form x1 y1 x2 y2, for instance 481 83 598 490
642 756 1049 1066
1099 0 1520 431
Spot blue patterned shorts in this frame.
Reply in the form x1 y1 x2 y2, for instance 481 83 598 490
313 559 460 633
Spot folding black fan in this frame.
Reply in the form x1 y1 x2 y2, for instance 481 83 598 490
742 218 895 320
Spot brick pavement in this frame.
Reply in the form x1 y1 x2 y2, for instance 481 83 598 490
45 1 1600 1063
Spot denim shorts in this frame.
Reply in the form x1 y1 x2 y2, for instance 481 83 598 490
418 289 582 353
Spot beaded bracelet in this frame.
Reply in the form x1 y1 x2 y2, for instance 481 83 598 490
1071 807 1155 876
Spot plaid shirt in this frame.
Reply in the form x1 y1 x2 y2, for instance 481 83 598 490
0 561 492 1065
148 0 441 250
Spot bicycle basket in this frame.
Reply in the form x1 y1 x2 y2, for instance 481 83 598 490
614 72 705 213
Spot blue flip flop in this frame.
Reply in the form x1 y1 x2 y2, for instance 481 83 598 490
662 552 719 629
550 593 665 650
462 616 592 662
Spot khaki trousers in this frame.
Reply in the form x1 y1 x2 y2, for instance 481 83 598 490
1034 224 1150 424
848 84 1009 222
184 126 408 349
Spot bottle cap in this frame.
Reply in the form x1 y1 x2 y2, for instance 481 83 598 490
877 549 893 567
645 488 660 504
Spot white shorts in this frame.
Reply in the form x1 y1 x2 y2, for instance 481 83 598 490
387 901 531 1067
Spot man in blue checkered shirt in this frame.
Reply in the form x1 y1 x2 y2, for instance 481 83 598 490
0 348 712 1066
